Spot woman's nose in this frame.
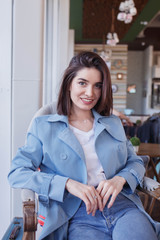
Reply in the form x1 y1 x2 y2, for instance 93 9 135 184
85 86 93 96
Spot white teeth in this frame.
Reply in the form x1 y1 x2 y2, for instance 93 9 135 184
82 99 93 102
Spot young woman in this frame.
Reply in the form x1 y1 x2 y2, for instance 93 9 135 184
8 51 160 240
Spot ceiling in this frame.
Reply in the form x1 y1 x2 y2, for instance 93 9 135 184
70 0 160 51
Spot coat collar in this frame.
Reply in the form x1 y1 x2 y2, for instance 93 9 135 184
46 109 126 142
46 109 104 124
93 109 126 142
47 113 69 125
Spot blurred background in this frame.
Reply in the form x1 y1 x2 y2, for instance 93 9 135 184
1 0 160 237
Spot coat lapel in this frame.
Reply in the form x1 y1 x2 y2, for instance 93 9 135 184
58 127 85 161
47 114 86 161
47 111 126 172
92 109 126 142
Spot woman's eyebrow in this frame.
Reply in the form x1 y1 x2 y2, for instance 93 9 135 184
77 78 88 82
77 78 102 84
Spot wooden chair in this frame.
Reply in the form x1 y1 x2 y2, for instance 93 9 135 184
22 189 37 240
21 103 160 239
137 155 160 215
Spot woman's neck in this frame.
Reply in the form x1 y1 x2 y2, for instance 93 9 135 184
69 109 94 132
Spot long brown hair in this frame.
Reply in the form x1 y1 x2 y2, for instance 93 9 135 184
57 51 113 116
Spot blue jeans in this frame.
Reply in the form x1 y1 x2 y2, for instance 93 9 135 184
68 193 157 240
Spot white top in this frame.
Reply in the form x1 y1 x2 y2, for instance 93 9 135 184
69 124 106 186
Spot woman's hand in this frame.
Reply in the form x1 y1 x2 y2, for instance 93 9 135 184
96 176 126 209
65 179 103 216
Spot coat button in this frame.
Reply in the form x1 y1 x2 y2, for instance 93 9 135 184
60 153 68 160
118 144 123 151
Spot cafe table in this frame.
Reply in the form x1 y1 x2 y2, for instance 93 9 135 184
137 143 160 182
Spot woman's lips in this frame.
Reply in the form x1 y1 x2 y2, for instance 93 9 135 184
81 98 94 104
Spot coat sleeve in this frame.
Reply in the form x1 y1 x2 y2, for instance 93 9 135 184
116 139 145 194
8 118 69 205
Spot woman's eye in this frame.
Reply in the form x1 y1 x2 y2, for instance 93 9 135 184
79 81 86 86
95 83 102 89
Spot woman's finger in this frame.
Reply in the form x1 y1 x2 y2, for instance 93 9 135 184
81 193 92 214
99 183 110 198
83 186 99 215
107 191 117 208
102 187 113 208
96 181 104 194
91 197 98 216
96 192 103 212
86 193 96 214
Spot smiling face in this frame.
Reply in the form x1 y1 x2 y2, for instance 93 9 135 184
69 67 102 114
57 51 113 116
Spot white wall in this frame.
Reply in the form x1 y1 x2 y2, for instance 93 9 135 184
142 46 158 115
127 47 160 115
141 46 152 114
11 0 45 219
43 0 71 104
0 0 72 236
127 51 144 114
0 0 12 237
0 0 71 236
11 0 71 218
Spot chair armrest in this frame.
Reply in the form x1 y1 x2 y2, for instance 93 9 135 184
21 189 37 233
140 177 160 201
21 189 35 201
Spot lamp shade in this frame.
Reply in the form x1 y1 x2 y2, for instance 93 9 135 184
107 32 112 39
117 12 127 21
119 2 125 11
124 13 133 23
130 7 137 16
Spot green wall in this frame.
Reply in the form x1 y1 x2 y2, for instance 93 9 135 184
70 0 83 42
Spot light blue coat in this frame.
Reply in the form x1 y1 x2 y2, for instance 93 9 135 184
8 110 160 239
